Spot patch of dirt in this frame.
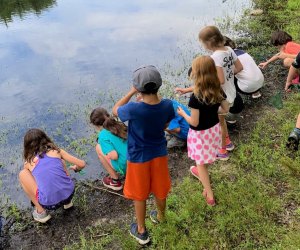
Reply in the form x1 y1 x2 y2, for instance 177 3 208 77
1 63 295 250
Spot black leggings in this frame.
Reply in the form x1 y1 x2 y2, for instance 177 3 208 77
229 92 244 114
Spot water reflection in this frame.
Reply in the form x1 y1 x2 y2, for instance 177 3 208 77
0 0 56 25
0 0 251 207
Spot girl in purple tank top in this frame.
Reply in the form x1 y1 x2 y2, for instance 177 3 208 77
19 128 86 223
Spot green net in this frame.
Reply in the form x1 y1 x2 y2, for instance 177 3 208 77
268 92 283 109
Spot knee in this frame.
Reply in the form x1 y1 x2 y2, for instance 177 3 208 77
283 58 292 68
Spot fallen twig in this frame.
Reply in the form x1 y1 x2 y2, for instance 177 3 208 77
92 233 110 238
83 182 125 198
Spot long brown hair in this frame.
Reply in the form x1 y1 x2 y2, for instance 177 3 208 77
192 56 224 105
270 30 292 46
199 26 224 48
90 107 127 140
23 128 60 163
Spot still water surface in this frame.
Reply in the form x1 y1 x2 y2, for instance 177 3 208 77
0 0 251 207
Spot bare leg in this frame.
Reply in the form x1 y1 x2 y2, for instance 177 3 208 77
154 197 166 221
296 114 300 128
197 164 214 200
95 144 118 179
283 58 294 68
218 115 228 149
19 169 44 213
134 200 146 234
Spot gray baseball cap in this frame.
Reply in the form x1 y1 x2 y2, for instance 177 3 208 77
132 65 162 92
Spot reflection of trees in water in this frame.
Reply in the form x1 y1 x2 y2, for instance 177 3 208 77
0 0 57 25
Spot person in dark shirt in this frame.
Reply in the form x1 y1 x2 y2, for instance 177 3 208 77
113 65 175 245
178 56 228 206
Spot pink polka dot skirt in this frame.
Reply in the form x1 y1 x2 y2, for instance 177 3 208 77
187 123 221 165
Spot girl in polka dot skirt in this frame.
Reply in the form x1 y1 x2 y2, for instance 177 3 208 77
177 56 229 206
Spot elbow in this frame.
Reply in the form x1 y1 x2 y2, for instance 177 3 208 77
79 160 86 168
112 106 118 117
190 121 199 127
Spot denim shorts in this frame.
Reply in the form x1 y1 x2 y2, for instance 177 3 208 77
34 190 75 210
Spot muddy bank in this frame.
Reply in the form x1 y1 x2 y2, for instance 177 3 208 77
1 62 289 250
1 1 297 248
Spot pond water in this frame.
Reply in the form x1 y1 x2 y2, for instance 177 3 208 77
0 0 251 208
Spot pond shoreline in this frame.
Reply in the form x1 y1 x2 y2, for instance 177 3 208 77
2 0 300 249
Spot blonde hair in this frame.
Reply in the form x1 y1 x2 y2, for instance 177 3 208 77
192 56 224 105
198 26 224 48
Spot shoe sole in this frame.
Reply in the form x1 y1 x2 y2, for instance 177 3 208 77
63 201 73 210
226 120 237 124
102 182 123 191
34 214 51 223
129 231 150 245
217 156 229 161
189 166 200 180
252 94 261 99
226 145 235 151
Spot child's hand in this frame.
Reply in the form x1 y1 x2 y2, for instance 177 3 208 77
175 87 186 95
136 93 143 102
177 106 185 116
130 86 138 95
258 62 268 69
70 165 80 172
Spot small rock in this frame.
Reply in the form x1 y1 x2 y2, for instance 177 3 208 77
250 9 263 16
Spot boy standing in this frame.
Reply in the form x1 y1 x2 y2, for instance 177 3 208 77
113 65 175 245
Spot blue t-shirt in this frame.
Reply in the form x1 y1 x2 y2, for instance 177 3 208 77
98 129 127 175
168 100 190 140
118 99 175 163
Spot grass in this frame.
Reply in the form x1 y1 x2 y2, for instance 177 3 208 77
64 93 300 249
63 0 300 249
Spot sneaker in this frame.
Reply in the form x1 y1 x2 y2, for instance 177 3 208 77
63 201 73 210
129 223 150 245
32 209 51 223
189 166 199 179
167 136 186 149
286 130 300 150
252 91 262 99
102 176 123 191
217 150 229 161
226 142 235 151
225 112 237 124
149 210 160 224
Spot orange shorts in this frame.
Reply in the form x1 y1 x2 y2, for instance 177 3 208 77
124 156 171 201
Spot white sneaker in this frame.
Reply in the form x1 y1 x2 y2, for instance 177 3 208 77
63 201 73 210
225 112 237 124
252 91 262 99
32 209 51 223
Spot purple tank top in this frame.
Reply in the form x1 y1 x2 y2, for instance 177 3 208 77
32 154 74 206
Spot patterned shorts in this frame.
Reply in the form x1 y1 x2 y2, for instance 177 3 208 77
187 123 221 165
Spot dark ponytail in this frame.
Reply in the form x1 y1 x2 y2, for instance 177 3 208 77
90 107 127 140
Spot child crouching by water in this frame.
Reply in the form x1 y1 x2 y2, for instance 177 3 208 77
19 128 86 223
90 107 127 191
177 56 229 206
